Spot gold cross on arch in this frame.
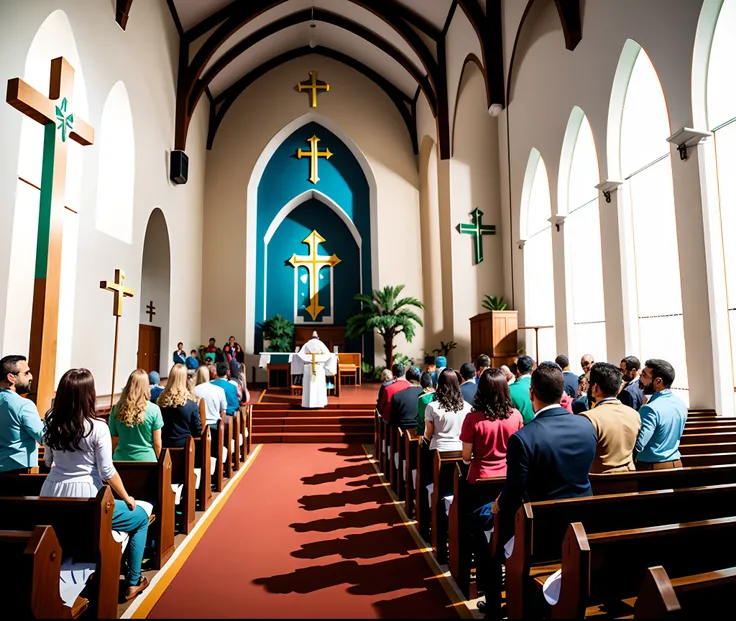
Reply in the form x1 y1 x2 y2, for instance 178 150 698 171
297 135 332 184
297 71 330 108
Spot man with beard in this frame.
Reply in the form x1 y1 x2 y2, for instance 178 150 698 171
634 359 687 470
0 355 44 474
619 355 645 411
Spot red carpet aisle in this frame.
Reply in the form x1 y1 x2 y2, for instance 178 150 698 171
147 444 459 618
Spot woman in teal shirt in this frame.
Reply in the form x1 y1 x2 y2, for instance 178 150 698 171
416 372 436 435
110 369 164 462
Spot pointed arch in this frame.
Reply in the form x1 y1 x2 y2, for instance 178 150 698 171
692 0 727 130
245 111 377 352
96 80 136 243
4 9 87 383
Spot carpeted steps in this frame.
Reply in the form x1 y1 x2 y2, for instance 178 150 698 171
252 401 375 443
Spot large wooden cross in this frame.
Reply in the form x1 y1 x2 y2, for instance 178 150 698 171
287 230 341 321
297 135 332 184
6 57 94 414
100 269 134 407
296 71 330 108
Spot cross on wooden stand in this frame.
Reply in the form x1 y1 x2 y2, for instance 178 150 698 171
146 301 156 322
296 71 330 108
297 135 332 184
6 57 95 414
100 269 135 407
287 230 341 321
456 208 496 264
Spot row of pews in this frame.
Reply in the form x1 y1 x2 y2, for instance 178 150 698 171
373 409 736 618
0 404 253 619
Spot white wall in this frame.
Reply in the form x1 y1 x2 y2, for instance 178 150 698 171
0 0 208 396
202 54 423 366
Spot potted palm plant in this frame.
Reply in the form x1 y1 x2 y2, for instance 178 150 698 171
346 285 424 368
261 314 295 352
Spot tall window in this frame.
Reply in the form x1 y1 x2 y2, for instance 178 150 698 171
621 46 689 404
524 154 556 361
564 113 606 368
708 0 736 398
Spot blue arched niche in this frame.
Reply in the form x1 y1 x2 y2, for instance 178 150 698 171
255 122 372 355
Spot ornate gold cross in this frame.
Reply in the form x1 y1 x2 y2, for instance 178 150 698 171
6 57 95 414
296 71 329 108
288 230 341 321
297 135 332 184
100 269 135 317
310 351 318 381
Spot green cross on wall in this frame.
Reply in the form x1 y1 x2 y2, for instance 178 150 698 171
55 97 74 142
456 208 496 264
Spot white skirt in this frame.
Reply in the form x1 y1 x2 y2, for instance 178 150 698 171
40 475 101 499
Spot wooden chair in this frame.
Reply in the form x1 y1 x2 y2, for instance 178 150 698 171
551 516 736 618
504 482 736 619
337 353 361 386
634 564 736 619
168 436 196 535
0 525 70 618
0 487 121 619
430 450 464 564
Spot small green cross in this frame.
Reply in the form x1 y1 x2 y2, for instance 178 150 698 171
55 97 74 142
456 208 496 264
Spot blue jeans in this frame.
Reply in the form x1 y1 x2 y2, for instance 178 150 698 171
112 500 149 586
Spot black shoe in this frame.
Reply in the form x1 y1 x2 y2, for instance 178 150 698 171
477 601 487 613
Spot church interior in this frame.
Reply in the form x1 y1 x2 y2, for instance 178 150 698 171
1 0 736 618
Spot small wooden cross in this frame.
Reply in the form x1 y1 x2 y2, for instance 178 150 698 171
6 57 94 414
456 208 496 264
100 269 135 317
297 135 332 184
146 301 156 322
296 71 329 108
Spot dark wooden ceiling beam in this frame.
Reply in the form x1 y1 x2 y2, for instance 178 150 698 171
115 0 134 31
207 46 418 154
390 1 443 40
553 0 582 50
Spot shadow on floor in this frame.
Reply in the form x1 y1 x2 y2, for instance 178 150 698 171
290 506 402 533
291 527 411 560
300 463 373 485
297 487 389 511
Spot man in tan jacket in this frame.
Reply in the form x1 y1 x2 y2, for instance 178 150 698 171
581 362 641 474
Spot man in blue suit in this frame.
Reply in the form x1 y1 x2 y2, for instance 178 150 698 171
493 361 597 528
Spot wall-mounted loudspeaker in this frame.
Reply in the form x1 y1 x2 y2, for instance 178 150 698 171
170 150 189 185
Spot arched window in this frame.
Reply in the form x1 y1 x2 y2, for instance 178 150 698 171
621 45 689 403
707 0 736 398
563 112 606 368
96 81 135 243
4 10 87 384
523 152 556 361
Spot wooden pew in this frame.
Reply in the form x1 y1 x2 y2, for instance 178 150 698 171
395 428 407 501
0 453 175 571
634 564 736 619
404 428 419 518
0 486 121 619
115 451 175 570
373 410 380 462
168 436 196 535
211 416 226 492
431 449 464 564
681 452 736 467
448 464 504 599
223 412 234 480
414 440 433 541
551 516 736 619
194 423 212 512
0 525 70 618
505 482 736 619
378 416 388 474
243 404 253 457
679 442 736 455
389 425 400 495
231 412 242 472
590 463 736 495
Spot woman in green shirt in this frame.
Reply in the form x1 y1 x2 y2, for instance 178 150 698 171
416 372 436 435
109 369 164 462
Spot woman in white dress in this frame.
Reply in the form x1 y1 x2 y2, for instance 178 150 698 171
424 369 472 451
40 368 151 601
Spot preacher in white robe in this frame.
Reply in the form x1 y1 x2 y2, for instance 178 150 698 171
292 333 338 408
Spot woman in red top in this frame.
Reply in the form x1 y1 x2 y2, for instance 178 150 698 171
459 368 523 615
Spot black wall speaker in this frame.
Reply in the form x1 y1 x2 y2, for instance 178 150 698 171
170 150 189 185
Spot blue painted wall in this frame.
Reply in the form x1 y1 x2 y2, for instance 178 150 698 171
256 122 371 355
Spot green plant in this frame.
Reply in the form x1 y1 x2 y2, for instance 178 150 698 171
393 353 413 369
482 295 508 312
345 285 424 368
261 314 295 352
361 361 386 382
433 341 457 358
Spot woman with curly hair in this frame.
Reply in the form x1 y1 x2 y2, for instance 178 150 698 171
40 368 151 600
460 368 523 616
157 364 201 448
423 368 472 451
109 369 164 462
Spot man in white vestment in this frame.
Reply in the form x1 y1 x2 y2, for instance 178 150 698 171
293 332 338 408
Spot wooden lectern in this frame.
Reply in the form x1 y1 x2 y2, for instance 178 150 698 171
469 311 518 367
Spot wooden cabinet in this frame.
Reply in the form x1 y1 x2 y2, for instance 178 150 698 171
469 311 518 367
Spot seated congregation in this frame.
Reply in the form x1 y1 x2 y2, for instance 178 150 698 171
374 351 735 619
0 350 253 617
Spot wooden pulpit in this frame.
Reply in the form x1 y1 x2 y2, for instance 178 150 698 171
469 311 518 368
